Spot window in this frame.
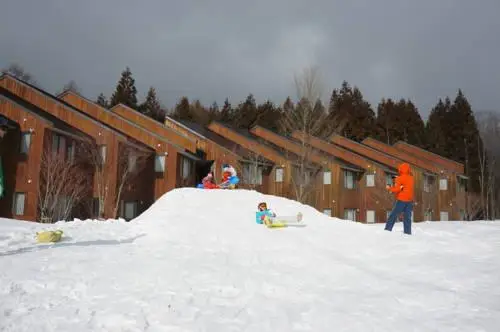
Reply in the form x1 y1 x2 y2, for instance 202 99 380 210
66 142 75 162
457 177 467 193
440 211 449 221
366 210 375 223
155 154 165 173
124 201 138 220
344 209 357 221
424 209 432 221
99 145 107 165
439 178 448 191
128 154 137 173
52 134 59 153
366 174 375 187
12 192 26 215
20 132 31 154
52 134 69 158
93 198 101 217
424 175 435 193
243 164 263 185
343 170 355 189
323 171 331 185
323 209 332 216
275 167 284 183
181 157 192 179
385 173 394 187
255 166 263 185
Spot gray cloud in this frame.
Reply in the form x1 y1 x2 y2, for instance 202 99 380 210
1 0 499 118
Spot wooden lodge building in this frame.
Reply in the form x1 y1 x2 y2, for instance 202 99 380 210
0 73 466 223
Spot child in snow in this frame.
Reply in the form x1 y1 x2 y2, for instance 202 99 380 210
220 164 237 189
255 202 276 225
223 164 237 177
201 171 217 189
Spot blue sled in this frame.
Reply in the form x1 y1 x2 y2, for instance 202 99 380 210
229 176 239 185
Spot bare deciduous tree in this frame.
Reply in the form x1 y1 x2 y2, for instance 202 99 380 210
367 171 395 211
421 175 439 221
2 63 38 86
38 145 90 223
466 192 483 220
279 66 335 204
477 112 500 219
57 80 81 95
83 140 150 219
240 151 267 190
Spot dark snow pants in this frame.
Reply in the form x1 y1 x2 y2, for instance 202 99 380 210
385 200 413 235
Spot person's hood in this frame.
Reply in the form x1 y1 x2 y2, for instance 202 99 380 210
398 163 411 175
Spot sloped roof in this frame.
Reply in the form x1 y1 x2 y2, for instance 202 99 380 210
178 120 273 165
0 87 87 139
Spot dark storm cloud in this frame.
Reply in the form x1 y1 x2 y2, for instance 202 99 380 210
1 0 499 118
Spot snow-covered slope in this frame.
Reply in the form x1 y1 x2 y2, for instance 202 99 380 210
1 188 499 331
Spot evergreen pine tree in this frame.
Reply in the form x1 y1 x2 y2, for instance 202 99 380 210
426 98 451 157
447 90 483 192
329 81 376 141
375 98 397 144
139 87 162 118
219 98 234 124
171 96 193 121
402 99 426 147
96 93 109 108
208 101 219 122
191 99 210 125
234 94 258 129
376 98 425 146
109 67 138 109
255 100 282 132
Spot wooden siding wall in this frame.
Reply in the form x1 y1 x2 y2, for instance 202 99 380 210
207 122 292 196
60 95 170 155
108 104 196 153
0 76 122 218
163 118 244 184
292 131 372 169
393 141 464 174
164 118 205 152
251 127 328 167
59 93 180 201
362 137 465 221
331 135 401 170
115 142 156 218
208 123 287 166
361 137 442 174
0 99 47 221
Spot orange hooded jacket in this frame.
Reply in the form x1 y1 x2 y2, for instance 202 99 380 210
388 163 414 202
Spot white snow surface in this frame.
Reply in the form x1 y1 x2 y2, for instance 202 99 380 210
1 188 500 332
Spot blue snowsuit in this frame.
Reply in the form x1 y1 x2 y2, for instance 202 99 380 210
255 209 276 224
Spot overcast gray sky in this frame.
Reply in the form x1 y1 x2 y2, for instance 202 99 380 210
1 0 499 119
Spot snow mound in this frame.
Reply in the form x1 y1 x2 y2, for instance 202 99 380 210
1 188 499 331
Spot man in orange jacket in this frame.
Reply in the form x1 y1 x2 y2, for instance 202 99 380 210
385 163 414 235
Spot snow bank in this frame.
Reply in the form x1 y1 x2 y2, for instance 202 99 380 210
1 188 499 331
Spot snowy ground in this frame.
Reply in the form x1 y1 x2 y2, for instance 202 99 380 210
1 188 499 332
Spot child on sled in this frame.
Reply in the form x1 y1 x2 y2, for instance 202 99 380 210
219 164 237 189
201 171 218 189
255 202 303 226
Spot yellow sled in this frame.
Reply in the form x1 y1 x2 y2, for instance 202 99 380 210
36 230 63 243
264 213 305 229
266 222 287 228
